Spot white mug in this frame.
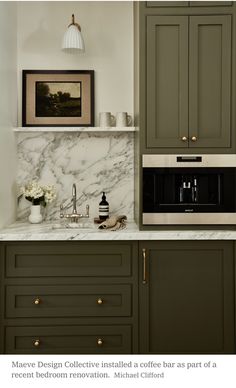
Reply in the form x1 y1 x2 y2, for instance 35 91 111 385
99 112 115 127
116 112 132 127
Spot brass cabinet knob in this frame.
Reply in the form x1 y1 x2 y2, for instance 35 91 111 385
181 136 188 142
33 339 40 347
191 136 197 142
97 338 103 346
97 298 103 305
34 298 41 305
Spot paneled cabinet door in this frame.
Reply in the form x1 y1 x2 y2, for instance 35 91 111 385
139 241 235 354
189 15 231 148
146 1 232 6
146 1 189 6
146 15 231 149
189 2 232 6
146 16 189 148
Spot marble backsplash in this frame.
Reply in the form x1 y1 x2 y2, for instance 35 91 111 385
16 132 134 221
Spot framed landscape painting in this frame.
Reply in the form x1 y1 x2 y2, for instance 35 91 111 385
22 70 94 127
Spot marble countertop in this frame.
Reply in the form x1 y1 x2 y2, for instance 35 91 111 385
1 221 236 241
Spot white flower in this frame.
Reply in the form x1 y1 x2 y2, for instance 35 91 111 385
22 181 56 205
43 185 57 203
23 182 44 199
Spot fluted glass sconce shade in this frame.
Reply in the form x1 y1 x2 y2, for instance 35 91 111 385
62 14 85 53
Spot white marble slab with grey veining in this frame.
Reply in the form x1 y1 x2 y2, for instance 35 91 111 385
16 131 134 221
1 221 236 241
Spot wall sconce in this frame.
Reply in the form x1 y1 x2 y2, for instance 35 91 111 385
62 14 85 53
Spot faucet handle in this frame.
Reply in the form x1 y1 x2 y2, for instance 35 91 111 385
60 203 64 218
86 204 89 218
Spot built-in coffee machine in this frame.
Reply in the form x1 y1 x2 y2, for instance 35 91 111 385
142 155 236 225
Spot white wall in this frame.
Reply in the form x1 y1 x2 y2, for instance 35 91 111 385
17 1 134 125
0 2 17 228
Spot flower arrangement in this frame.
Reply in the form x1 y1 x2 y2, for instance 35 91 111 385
22 181 56 206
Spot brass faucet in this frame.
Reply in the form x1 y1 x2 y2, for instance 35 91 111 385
60 183 89 223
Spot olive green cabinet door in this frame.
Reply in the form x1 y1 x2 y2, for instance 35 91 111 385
139 241 235 354
146 16 188 148
190 1 232 6
189 15 231 148
146 1 189 6
147 1 232 6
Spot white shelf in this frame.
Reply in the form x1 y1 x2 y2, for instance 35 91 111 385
14 126 136 133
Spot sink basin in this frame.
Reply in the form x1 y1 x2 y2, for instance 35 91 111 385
50 221 95 230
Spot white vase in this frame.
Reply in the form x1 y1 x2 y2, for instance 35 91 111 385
28 205 43 224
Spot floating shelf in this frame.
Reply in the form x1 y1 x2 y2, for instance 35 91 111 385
14 126 136 133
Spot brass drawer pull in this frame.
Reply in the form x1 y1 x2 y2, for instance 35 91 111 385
33 339 40 347
97 298 103 305
191 136 197 142
97 338 103 346
181 136 188 142
34 298 41 305
142 248 147 284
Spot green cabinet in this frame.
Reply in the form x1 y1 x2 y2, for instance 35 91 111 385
190 2 232 6
146 1 232 7
145 14 232 150
139 241 235 354
0 240 235 354
0 241 138 354
146 1 189 6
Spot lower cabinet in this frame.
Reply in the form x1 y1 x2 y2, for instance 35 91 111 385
139 241 235 354
0 241 138 354
0 240 235 354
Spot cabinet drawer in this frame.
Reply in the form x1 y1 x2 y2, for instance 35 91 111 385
6 284 132 318
5 325 132 354
5 243 132 277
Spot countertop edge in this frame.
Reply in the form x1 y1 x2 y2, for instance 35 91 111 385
0 222 236 241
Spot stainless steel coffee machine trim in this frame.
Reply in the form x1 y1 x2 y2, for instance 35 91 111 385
143 154 236 168
143 213 236 225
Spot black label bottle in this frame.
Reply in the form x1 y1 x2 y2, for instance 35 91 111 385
99 192 109 220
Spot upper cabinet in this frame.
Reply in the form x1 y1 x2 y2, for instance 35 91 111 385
189 2 232 6
146 2 232 7
139 2 235 153
146 1 189 6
